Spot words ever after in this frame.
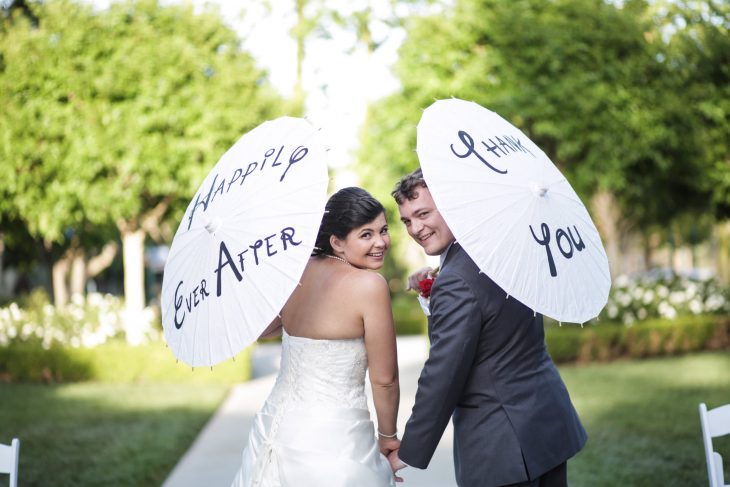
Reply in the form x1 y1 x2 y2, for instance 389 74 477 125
172 226 302 329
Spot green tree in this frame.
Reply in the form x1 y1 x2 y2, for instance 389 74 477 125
656 0 730 281
655 0 730 220
1 0 118 304
0 0 284 324
359 0 725 276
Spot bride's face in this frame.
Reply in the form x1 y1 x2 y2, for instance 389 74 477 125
337 212 390 270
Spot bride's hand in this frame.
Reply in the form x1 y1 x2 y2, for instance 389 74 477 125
378 435 400 457
388 449 406 482
407 266 435 291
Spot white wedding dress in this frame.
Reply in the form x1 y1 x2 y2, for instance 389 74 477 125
230 330 395 487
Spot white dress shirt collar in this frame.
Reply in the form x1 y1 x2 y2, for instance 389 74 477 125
439 240 455 269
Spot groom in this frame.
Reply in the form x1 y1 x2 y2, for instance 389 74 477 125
389 168 587 487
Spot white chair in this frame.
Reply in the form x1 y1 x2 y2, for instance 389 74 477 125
0 438 19 487
700 403 730 487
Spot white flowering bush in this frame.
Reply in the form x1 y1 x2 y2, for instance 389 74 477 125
0 290 160 349
601 270 730 326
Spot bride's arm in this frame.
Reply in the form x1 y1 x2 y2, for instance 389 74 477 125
361 272 400 456
258 316 283 339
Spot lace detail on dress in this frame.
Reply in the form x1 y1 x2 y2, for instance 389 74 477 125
267 331 368 411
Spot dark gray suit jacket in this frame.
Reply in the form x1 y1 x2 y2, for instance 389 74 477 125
399 243 587 487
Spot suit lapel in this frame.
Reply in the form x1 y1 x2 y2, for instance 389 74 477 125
428 241 459 341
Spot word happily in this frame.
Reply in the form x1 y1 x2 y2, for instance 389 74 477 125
450 129 535 174
529 223 585 277
173 226 302 329
187 144 309 230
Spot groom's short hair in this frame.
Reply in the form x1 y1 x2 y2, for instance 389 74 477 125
392 168 427 205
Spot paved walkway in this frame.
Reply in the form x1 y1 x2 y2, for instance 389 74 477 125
163 336 457 487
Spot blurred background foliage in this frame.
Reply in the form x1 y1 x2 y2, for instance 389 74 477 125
0 0 728 353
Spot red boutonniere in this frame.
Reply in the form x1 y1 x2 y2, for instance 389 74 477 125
416 266 439 298
415 267 438 316
418 277 434 298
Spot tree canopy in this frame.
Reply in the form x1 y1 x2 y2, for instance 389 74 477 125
0 0 285 304
359 0 728 229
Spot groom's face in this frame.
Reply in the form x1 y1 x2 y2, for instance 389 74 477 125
398 186 455 256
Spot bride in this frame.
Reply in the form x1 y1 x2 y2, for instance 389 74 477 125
230 187 400 487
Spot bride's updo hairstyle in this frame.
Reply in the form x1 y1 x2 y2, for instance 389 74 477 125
313 187 385 257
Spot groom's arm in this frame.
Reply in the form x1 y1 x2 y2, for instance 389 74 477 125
398 272 482 469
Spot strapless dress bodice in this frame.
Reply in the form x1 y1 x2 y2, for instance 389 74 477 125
266 330 368 411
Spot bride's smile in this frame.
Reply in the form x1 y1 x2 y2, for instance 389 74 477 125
331 212 390 270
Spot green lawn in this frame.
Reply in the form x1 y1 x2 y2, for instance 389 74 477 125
563 352 730 486
0 382 229 487
1 352 728 486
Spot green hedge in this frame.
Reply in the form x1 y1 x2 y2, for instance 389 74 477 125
545 314 730 363
4 314 727 383
0 339 252 384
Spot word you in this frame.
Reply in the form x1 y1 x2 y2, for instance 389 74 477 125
529 223 585 277
187 144 309 230
450 130 535 174
173 226 301 329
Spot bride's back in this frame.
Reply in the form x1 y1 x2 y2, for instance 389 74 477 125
281 257 369 340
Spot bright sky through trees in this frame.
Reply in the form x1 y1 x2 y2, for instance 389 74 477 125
88 0 408 186
228 0 404 186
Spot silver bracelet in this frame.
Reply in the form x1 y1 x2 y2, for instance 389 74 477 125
377 429 398 438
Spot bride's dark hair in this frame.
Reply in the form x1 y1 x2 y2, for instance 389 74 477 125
313 187 385 257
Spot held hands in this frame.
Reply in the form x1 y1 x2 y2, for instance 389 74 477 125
407 266 435 292
378 435 400 457
388 449 407 483
378 435 404 483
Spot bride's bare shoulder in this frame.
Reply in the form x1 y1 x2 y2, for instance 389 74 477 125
343 268 388 297
304 257 388 294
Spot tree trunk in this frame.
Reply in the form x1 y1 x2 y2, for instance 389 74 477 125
69 241 120 297
717 222 730 285
0 234 5 297
87 241 119 280
118 198 171 344
590 190 623 278
667 227 677 271
121 227 146 345
292 0 307 116
51 254 70 307
70 249 86 298
642 236 652 271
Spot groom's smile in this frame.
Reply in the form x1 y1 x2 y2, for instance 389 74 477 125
398 186 455 256
417 231 435 244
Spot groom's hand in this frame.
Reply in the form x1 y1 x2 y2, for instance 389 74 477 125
407 267 435 291
388 449 406 483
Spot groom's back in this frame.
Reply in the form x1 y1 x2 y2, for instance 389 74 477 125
448 246 587 486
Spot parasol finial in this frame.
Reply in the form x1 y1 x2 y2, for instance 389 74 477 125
203 215 222 234
530 182 548 197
